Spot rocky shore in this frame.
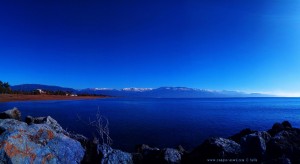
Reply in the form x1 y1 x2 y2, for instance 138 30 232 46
0 108 299 164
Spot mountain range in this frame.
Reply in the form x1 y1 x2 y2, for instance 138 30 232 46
12 84 76 92
11 84 272 98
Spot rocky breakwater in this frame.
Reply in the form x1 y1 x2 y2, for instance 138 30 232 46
183 121 300 164
1 107 300 164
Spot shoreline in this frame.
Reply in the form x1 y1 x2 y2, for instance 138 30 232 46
0 94 109 103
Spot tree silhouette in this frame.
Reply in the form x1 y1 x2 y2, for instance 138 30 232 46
0 81 11 94
0 81 3 93
3 82 11 94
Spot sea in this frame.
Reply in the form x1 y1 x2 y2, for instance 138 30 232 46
0 97 299 152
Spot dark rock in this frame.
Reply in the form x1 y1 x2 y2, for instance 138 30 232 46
132 153 143 164
0 119 85 163
25 115 34 124
201 137 241 158
282 121 292 129
269 122 285 136
177 145 187 154
267 129 300 163
0 107 21 121
0 127 5 135
81 140 102 164
264 157 292 164
136 144 160 153
185 137 241 163
258 131 272 142
240 131 271 159
163 148 181 164
135 144 163 164
98 144 133 164
134 145 184 164
229 128 256 144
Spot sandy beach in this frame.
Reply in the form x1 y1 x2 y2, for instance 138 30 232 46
0 94 108 103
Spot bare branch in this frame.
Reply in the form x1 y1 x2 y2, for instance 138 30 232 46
76 106 113 145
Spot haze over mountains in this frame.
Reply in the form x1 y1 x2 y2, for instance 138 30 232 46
11 84 272 98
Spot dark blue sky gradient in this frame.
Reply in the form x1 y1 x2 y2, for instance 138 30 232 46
1 0 299 95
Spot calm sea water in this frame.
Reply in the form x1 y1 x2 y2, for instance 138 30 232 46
0 97 300 151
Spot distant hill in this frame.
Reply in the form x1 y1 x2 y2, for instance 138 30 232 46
11 84 76 92
11 84 272 98
80 87 272 98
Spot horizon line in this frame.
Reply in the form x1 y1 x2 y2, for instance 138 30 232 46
10 83 300 98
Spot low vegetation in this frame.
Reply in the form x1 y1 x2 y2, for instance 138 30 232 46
0 80 100 97
0 81 12 94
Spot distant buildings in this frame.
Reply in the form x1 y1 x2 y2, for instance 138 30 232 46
65 93 77 96
36 89 46 94
36 89 77 96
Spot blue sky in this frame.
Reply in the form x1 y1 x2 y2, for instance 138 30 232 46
0 0 299 96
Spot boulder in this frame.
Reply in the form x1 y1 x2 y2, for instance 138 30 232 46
0 108 21 121
25 115 108 164
98 144 113 158
268 122 284 136
184 137 241 163
264 157 292 164
267 129 300 163
101 149 133 164
98 144 133 164
229 128 256 144
0 119 85 164
81 140 102 164
25 116 34 124
240 131 271 159
177 145 187 155
282 121 292 129
136 144 160 153
132 153 143 164
135 144 162 163
27 116 65 134
163 148 181 164
201 137 241 158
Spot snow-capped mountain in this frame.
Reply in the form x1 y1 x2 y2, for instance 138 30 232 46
80 87 270 98
122 88 154 92
11 84 271 98
89 88 116 91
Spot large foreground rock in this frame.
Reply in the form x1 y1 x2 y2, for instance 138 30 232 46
0 119 85 164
